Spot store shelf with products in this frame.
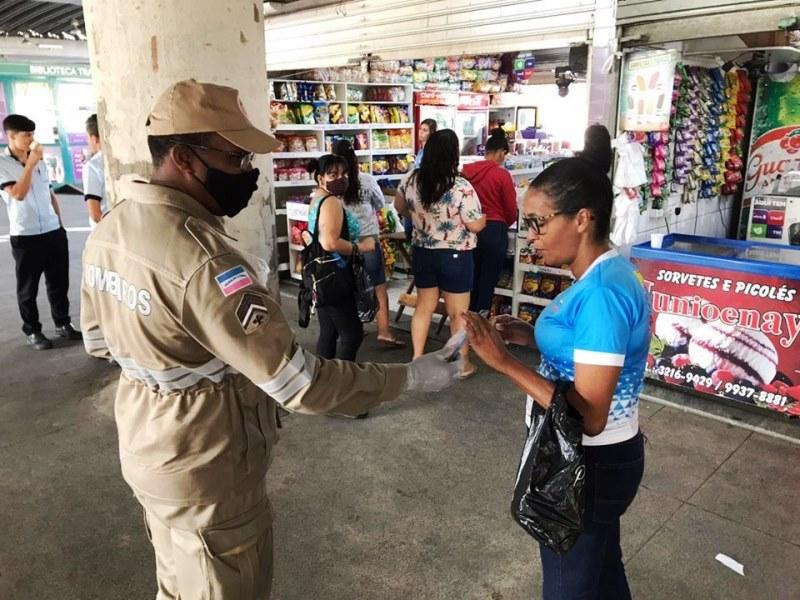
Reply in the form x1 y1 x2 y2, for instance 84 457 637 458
269 79 415 277
491 204 574 325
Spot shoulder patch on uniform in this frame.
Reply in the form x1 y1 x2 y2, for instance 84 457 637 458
236 292 269 334
215 265 253 296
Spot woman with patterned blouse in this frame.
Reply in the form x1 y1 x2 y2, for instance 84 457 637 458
395 129 486 377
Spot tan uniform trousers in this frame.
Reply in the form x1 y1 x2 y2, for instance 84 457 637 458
137 481 273 600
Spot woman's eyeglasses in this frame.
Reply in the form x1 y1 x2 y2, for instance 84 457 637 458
522 211 564 234
522 210 594 234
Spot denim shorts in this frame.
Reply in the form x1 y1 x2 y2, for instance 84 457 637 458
362 243 386 286
412 247 474 293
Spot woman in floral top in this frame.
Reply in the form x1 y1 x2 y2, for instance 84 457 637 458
395 129 486 377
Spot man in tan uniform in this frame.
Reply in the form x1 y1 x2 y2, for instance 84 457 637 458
80 80 461 600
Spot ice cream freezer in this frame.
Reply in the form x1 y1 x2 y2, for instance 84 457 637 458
630 234 800 417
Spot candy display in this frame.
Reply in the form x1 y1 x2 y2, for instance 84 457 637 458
628 61 754 215
721 70 751 195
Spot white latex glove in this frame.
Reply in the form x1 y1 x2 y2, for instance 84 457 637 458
405 348 463 392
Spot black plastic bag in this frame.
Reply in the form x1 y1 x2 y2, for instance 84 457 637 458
511 381 585 554
352 251 378 323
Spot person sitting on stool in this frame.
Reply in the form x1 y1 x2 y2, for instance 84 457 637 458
0 114 82 349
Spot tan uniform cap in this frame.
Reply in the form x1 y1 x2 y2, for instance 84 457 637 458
146 79 280 153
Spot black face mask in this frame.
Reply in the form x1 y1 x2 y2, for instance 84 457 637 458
190 150 259 218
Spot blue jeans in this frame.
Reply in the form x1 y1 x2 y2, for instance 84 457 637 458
539 432 644 600
470 221 509 312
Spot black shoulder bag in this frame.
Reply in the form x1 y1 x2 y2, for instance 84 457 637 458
297 195 356 326
351 246 378 323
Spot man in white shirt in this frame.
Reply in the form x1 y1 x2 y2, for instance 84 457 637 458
83 113 105 228
0 114 82 350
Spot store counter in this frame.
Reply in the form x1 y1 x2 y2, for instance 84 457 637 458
631 234 800 417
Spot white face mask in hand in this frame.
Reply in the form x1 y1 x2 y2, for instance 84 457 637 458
405 344 464 392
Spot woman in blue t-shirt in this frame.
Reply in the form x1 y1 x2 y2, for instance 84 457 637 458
464 131 650 600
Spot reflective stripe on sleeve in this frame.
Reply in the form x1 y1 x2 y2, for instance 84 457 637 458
258 346 316 404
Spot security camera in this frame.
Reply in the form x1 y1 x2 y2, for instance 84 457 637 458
555 67 575 97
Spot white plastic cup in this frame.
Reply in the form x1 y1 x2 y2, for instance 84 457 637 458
651 233 665 249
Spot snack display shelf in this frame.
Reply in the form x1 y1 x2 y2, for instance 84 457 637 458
271 80 414 277
492 205 574 323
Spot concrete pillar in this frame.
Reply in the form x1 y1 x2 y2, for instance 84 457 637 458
82 0 277 292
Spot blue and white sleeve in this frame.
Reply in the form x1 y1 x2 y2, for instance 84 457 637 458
572 287 631 367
